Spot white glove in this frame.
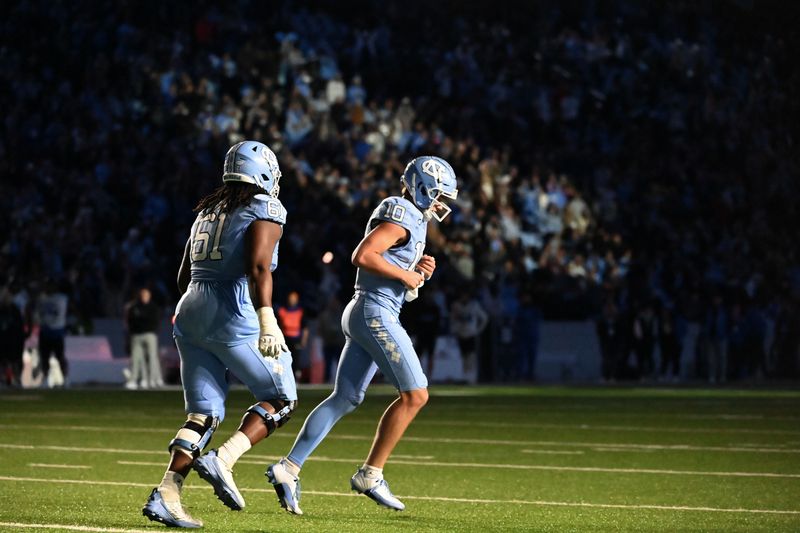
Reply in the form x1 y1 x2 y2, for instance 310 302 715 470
256 307 288 359
405 281 424 302
404 267 427 302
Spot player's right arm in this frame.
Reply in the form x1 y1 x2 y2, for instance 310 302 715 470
352 222 425 291
245 220 287 358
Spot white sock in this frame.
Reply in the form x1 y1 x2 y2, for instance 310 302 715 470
281 457 301 477
159 471 184 503
361 463 383 479
217 431 252 468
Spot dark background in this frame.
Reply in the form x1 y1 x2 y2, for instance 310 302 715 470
1 0 798 382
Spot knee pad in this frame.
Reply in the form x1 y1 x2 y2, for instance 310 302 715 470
245 400 295 435
349 390 366 409
168 413 219 459
330 389 363 413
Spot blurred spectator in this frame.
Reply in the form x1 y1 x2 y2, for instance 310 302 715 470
317 295 344 382
0 1 798 385
705 295 729 384
279 291 310 382
516 290 542 381
326 73 346 105
772 297 800 379
407 294 441 379
596 301 623 382
0 286 26 386
123 288 163 389
743 304 767 379
727 303 748 380
658 306 683 382
631 302 657 380
450 291 489 378
36 280 69 387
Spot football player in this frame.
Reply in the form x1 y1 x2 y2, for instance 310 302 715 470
142 141 297 528
267 156 458 514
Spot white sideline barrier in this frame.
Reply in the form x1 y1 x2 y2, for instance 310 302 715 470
21 319 707 385
536 321 599 381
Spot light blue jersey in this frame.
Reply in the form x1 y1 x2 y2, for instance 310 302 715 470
355 196 428 313
286 196 430 467
282 157 456 475
174 194 287 346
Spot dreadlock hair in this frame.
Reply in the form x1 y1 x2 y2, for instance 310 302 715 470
194 182 264 214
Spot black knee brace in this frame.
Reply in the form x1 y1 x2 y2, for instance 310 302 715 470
245 400 295 435
168 413 219 458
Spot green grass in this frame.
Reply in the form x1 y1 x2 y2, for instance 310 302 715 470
1 385 799 532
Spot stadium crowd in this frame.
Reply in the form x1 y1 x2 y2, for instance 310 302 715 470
1 0 798 384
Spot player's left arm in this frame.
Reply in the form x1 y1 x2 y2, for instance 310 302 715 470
245 220 287 358
177 238 191 295
416 255 436 280
245 220 281 308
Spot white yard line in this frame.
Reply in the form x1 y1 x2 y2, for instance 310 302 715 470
520 449 585 455
0 475 797 515
591 447 655 453
398 436 800 454
15 446 780 479
414 420 800 436
0 522 150 533
4 423 800 452
28 463 91 470
382 460 800 479
117 461 171 466
1 433 797 462
0 443 163 455
4 420 799 437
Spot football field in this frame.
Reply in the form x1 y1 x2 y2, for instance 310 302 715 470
0 385 799 532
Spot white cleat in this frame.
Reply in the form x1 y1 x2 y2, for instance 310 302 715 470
266 461 303 515
194 450 246 511
350 469 405 511
142 488 203 528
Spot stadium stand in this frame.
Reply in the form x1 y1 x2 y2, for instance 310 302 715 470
1 0 797 383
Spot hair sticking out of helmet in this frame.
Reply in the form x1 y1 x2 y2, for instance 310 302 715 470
222 141 282 197
401 156 458 222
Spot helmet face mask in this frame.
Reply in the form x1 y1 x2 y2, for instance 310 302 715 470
427 188 458 222
222 141 282 197
270 175 281 198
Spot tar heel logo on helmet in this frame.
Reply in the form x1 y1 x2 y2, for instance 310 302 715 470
222 140 282 197
403 156 458 222
421 158 450 185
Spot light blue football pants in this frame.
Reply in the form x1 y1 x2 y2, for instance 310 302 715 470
175 336 297 422
287 292 427 466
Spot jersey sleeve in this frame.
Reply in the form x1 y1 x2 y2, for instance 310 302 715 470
249 194 287 225
372 197 416 232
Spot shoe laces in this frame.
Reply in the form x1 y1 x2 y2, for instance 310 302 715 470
164 499 194 521
374 478 393 495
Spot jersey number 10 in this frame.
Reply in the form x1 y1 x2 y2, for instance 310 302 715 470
191 212 227 262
